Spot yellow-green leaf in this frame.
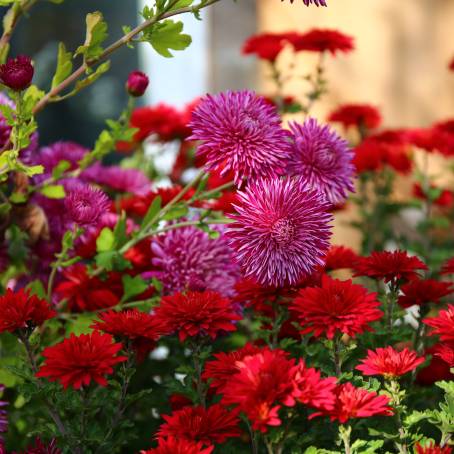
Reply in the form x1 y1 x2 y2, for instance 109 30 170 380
52 42 73 89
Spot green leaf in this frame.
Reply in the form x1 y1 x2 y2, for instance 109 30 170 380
122 275 148 302
113 212 128 248
39 184 66 199
26 280 47 299
75 11 108 61
162 203 188 221
145 20 192 58
51 159 71 179
96 227 115 253
0 103 15 125
73 60 111 93
52 43 73 89
141 195 162 228
66 313 96 335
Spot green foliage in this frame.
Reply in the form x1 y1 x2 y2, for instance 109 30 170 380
75 12 108 62
143 20 192 58
51 43 73 89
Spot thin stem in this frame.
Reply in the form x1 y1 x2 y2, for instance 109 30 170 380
333 335 342 376
192 342 206 408
245 419 259 454
339 425 352 454
33 0 221 114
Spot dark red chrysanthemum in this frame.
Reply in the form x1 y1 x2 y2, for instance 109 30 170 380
424 305 454 343
242 32 298 62
141 437 214 454
441 257 454 275
0 55 34 91
36 331 127 389
157 404 241 445
413 183 454 208
291 275 383 339
416 344 454 386
91 309 163 359
323 245 359 271
397 279 452 308
153 291 241 341
314 382 393 423
21 437 61 454
0 288 56 334
328 104 382 130
354 250 427 285
434 343 454 368
356 346 425 378
55 264 120 312
203 343 262 391
416 442 452 454
292 29 354 55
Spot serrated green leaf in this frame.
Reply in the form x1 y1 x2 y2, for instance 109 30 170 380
162 203 188 221
39 184 66 199
52 42 73 89
145 20 192 58
96 227 115 253
122 275 148 302
75 11 108 61
141 195 162 228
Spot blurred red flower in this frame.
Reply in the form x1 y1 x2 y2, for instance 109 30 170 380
328 104 381 130
292 29 355 54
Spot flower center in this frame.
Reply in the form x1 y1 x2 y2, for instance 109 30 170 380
271 218 295 245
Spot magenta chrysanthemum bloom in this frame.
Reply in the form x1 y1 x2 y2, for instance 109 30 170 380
151 225 240 297
189 90 292 186
38 141 88 174
227 177 333 286
64 183 110 227
287 118 355 204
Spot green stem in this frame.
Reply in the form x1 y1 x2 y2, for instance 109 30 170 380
339 424 352 454
192 342 206 408
332 334 343 376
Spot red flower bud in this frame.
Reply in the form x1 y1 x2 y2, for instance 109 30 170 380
0 55 34 91
126 70 149 97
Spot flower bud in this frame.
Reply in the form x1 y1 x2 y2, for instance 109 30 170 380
0 55 34 91
126 70 149 97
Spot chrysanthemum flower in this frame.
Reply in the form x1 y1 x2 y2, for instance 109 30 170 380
398 279 452 308
285 0 327 5
328 104 382 130
291 275 383 339
416 442 452 454
189 90 292 186
141 437 214 454
292 29 354 54
434 343 454 368
157 404 241 445
203 343 262 391
154 291 241 341
424 305 454 343
441 257 454 275
64 183 110 227
55 264 120 312
354 250 427 285
37 141 88 175
91 309 163 359
314 382 393 423
413 183 454 208
0 55 34 91
323 245 359 271
151 225 239 297
356 346 425 379
227 177 332 287
287 119 355 204
22 437 61 454
242 32 298 62
0 288 56 334
36 331 127 389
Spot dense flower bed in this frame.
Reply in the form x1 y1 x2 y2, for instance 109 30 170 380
0 0 452 453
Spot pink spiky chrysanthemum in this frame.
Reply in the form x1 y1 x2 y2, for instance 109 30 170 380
227 177 332 287
287 118 355 205
189 90 292 186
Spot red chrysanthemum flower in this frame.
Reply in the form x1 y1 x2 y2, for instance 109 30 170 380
441 257 454 275
328 104 381 130
449 56 454 72
424 305 454 343
434 343 454 368
416 442 452 454
356 346 425 379
21 437 61 454
398 279 452 308
153 291 241 341
242 32 298 62
36 331 127 389
55 264 120 312
91 309 163 359
314 382 393 423
203 343 262 391
323 245 359 271
416 344 454 386
157 404 241 445
292 29 354 55
0 288 56 334
141 437 214 454
413 183 454 208
291 275 383 339
354 250 427 285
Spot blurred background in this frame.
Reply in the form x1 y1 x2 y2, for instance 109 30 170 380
6 0 454 142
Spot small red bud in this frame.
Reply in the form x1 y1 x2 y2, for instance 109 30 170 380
126 70 149 97
0 55 34 91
